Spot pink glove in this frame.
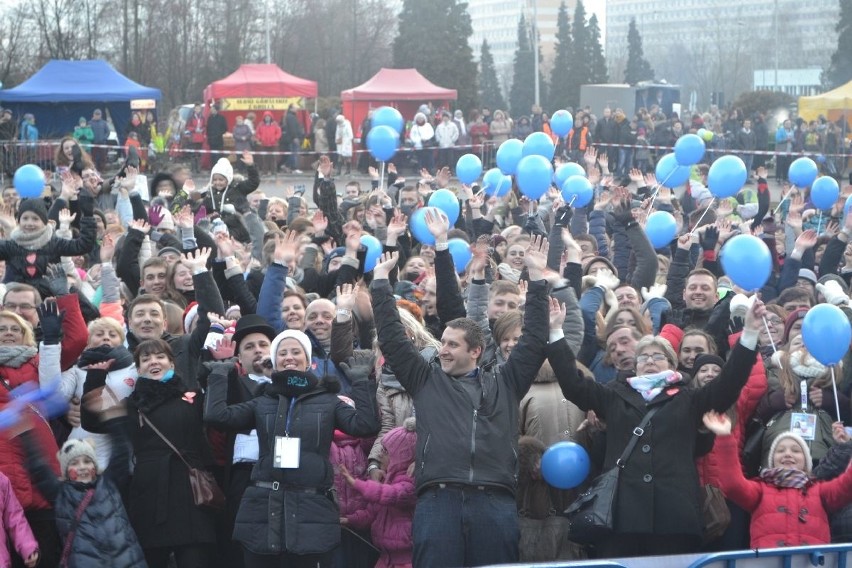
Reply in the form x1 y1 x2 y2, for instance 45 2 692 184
194 206 208 224
148 204 164 226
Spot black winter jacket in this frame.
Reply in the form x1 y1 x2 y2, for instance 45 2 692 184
371 275 550 495
23 418 146 568
204 367 379 555
548 335 757 539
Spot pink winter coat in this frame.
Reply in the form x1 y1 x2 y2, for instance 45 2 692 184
330 430 369 518
0 472 38 568
346 420 416 568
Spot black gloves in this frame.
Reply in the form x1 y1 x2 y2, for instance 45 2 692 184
36 300 65 344
46 264 69 297
553 205 574 228
77 194 95 217
610 204 635 228
700 226 719 252
339 352 376 384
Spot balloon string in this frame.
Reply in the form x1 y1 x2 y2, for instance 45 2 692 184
773 185 797 215
832 366 842 425
379 161 386 192
689 198 715 236
646 166 678 213
817 211 823 235
761 315 779 358
568 194 577 207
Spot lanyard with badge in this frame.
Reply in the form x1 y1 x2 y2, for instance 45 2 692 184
274 398 301 468
790 380 817 441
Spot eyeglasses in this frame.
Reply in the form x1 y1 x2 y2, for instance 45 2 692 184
636 353 668 364
3 303 35 312
765 317 784 327
0 326 23 334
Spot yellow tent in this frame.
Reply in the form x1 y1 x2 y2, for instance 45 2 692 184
798 80 852 123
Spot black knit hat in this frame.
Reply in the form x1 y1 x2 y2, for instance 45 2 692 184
16 199 48 224
693 353 725 374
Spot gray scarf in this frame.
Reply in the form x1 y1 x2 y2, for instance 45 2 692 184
11 224 54 251
0 345 38 368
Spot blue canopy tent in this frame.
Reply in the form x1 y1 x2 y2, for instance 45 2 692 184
0 59 162 138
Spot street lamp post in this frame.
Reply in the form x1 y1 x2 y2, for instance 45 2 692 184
532 0 540 107
774 0 779 91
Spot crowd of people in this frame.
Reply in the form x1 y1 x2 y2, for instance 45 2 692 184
0 99 851 568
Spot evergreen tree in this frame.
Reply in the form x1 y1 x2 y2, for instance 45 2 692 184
624 17 655 85
826 0 852 88
566 0 591 108
393 0 479 111
547 1 573 112
586 14 608 84
479 39 507 112
509 15 536 118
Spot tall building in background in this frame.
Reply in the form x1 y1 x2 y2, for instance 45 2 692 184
468 0 592 96
605 0 838 106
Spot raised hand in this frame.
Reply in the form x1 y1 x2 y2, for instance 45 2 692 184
641 283 667 301
36 300 65 344
58 208 76 229
548 297 567 330
273 231 301 266
387 162 398 175
524 234 549 279
209 337 236 360
743 296 766 331
122 165 139 189
424 208 450 241
419 168 434 183
372 251 399 280
596 268 620 291
336 283 359 311
794 229 818 252
597 152 609 173
46 263 69 296
628 168 644 185
83 359 115 372
100 232 116 263
318 155 334 177
312 210 328 234
174 205 192 229
435 166 451 188
583 147 597 166
386 211 408 240
183 179 196 194
643 173 658 188
715 199 733 218
467 239 489 277
343 221 363 253
148 204 165 227
60 170 80 199
594 189 613 211
587 166 601 187
240 150 254 165
368 166 379 180
181 247 212 271
130 219 151 234
215 231 234 258
756 166 768 179
702 411 732 436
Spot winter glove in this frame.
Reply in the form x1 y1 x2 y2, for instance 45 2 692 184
553 205 574 228
77 194 95 217
339 352 376 384
194 206 208 224
523 213 547 238
729 293 755 320
610 204 635 228
816 280 850 307
36 300 65 345
148 204 165 227
595 268 620 291
700 226 719 252
45 264 69 297
641 283 667 301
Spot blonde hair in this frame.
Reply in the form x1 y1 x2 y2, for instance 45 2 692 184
0 311 35 347
87 317 126 345
398 308 441 352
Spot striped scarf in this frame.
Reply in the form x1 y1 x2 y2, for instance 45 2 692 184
760 468 811 489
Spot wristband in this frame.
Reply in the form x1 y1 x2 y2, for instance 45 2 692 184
367 463 379 472
336 308 352 318
434 240 449 251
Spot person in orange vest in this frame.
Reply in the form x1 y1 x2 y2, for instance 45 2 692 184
567 112 592 162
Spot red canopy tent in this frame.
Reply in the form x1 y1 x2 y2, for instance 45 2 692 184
340 68 457 141
203 64 318 129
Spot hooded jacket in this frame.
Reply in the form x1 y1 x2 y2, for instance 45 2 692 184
256 112 282 147
204 365 379 555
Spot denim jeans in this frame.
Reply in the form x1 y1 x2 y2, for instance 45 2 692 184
617 148 634 177
289 139 301 169
412 484 519 568
741 152 754 175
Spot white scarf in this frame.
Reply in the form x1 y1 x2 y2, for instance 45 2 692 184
789 349 827 378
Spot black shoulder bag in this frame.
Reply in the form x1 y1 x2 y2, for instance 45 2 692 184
564 405 661 544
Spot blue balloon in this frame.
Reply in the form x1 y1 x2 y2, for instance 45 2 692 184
366 125 399 162
456 154 483 185
655 153 691 188
448 239 472 273
371 106 404 133
720 234 772 291
360 234 382 272
409 207 438 245
13 164 45 199
516 155 553 200
541 442 590 489
482 168 512 197
522 132 556 160
553 162 586 187
789 157 819 188
708 155 748 198
811 176 840 211
496 139 524 175
427 188 460 225
550 110 574 137
644 211 677 249
816 154 827 164
674 134 706 166
802 304 852 366
561 175 593 207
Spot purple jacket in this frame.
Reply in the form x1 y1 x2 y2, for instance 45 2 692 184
330 430 369 517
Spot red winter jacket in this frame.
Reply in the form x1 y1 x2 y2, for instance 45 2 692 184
255 114 282 147
697 333 768 486
716 435 852 548
0 358 60 511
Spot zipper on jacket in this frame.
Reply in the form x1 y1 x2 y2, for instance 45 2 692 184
420 434 430 475
469 409 478 482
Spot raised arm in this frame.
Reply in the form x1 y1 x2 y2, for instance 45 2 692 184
203 362 257 430
257 232 298 333
370 252 432 395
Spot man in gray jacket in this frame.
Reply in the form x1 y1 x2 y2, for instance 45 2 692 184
370 217 555 567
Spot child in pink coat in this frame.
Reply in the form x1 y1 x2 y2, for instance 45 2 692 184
0 471 39 568
341 417 417 568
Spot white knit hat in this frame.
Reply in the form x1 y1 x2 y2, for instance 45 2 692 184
58 438 100 477
210 158 234 186
157 209 175 231
767 431 813 474
269 329 313 370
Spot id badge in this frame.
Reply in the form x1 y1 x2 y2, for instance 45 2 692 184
790 412 817 441
274 436 301 468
